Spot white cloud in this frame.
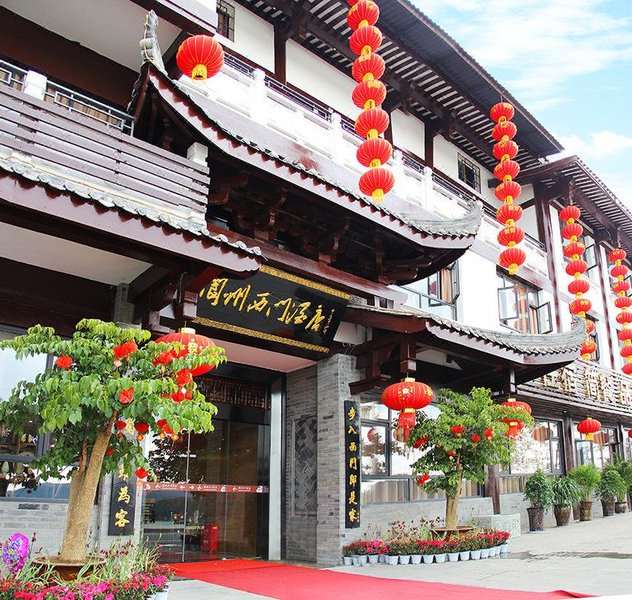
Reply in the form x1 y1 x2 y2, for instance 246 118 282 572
559 130 632 159
415 0 632 107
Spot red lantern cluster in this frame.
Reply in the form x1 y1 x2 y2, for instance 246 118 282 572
381 377 433 441
490 102 525 275
176 35 224 81
559 205 596 360
577 417 601 441
349 0 394 203
500 397 532 438
608 248 632 375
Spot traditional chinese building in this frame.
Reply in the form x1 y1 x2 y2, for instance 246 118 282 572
0 0 630 565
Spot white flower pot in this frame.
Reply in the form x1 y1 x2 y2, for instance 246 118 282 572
500 544 509 554
343 556 353 566
480 548 490 559
357 555 368 565
155 589 169 600
379 553 386 563
459 551 470 561
470 549 482 560
386 555 399 565
447 552 460 562
422 554 434 564
398 555 410 565
491 546 500 556
367 554 379 565
434 553 447 564
410 554 422 565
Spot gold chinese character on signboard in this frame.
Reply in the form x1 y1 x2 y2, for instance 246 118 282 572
349 457 357 470
223 285 251 311
246 292 272 316
114 509 129 528
347 426 358 435
583 368 599 400
305 305 326 332
118 464 126 479
348 491 358 505
117 486 131 504
200 278 229 306
349 474 358 487
348 508 359 523
347 406 357 421
348 441 357 452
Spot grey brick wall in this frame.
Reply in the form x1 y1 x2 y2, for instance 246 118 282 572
285 366 318 562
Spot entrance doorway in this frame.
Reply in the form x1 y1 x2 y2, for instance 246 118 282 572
141 375 271 562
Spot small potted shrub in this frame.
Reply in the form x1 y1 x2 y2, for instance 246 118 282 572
614 460 632 513
551 476 581 526
386 540 410 565
569 464 600 521
597 467 627 517
524 469 553 531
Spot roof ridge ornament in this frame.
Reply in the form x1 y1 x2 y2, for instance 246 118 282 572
139 11 166 73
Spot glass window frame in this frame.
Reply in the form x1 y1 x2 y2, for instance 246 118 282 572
497 272 552 334
457 153 481 193
403 263 459 320
217 0 236 41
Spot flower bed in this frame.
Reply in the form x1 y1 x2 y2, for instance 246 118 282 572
342 528 510 566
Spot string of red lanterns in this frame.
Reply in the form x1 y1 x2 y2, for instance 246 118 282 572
490 102 525 275
348 0 394 203
559 205 596 360
608 248 632 375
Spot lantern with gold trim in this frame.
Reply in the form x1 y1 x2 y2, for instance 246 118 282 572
499 397 532 438
348 0 393 203
577 417 601 442
155 327 216 376
490 101 525 275
608 248 632 375
176 35 224 81
381 377 433 441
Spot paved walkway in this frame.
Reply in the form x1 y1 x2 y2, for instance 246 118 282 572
169 512 632 599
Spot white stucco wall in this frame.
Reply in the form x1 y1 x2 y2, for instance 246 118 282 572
391 109 425 159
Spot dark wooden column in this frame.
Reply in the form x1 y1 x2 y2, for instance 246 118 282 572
273 26 287 84
562 413 576 474
484 465 501 514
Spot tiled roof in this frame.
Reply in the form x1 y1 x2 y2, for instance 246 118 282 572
0 154 262 257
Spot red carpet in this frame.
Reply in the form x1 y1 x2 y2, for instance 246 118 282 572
182 564 590 599
168 559 283 576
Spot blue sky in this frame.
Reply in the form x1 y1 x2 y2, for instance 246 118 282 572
413 0 632 208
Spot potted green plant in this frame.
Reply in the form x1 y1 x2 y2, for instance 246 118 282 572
523 469 553 531
614 459 632 513
551 476 581 526
597 466 627 517
0 320 225 576
569 464 601 521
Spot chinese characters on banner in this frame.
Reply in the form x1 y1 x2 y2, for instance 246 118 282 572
195 265 350 354
344 400 361 529
108 466 137 536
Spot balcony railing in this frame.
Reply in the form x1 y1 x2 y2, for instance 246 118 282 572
264 77 333 122
0 59 27 92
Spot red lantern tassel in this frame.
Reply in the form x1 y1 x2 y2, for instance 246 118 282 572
397 408 417 441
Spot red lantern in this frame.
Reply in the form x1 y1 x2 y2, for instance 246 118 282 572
492 121 518 141
500 398 531 439
176 35 224 81
570 298 592 316
494 160 520 182
493 140 519 161
581 339 597 360
155 328 216 376
381 378 433 441
577 417 601 441
565 259 588 277
613 280 631 294
609 248 627 263
347 0 380 29
352 80 387 109
563 241 586 258
615 296 632 309
490 102 515 123
359 166 395 202
624 363 632 376
619 328 632 342
497 226 524 247
617 311 632 325
355 108 390 139
495 181 522 202
350 26 383 55
352 53 385 82
611 264 629 279
357 137 392 167
562 222 584 240
560 205 581 223
585 319 595 334
568 279 590 295
499 247 526 275
496 203 523 225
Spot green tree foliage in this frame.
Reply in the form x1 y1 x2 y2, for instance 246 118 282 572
408 387 533 529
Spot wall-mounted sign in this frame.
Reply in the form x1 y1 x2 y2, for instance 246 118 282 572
108 467 137 536
195 265 351 353
344 400 361 529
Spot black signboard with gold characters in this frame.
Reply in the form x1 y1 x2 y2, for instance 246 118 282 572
195 266 351 354
344 400 361 529
108 466 137 536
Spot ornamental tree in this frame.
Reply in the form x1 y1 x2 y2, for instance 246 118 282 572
0 319 226 564
408 387 533 530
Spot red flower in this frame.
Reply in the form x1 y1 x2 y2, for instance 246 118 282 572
113 341 138 360
171 390 186 403
135 467 148 479
450 425 465 437
417 473 431 486
135 421 149 434
119 387 134 404
176 368 193 386
55 355 73 369
471 434 481 443
115 420 127 431
484 428 493 440
413 436 428 449
106 448 114 456
153 351 175 366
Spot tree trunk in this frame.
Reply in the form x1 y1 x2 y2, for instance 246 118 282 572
58 426 112 562
445 473 462 530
